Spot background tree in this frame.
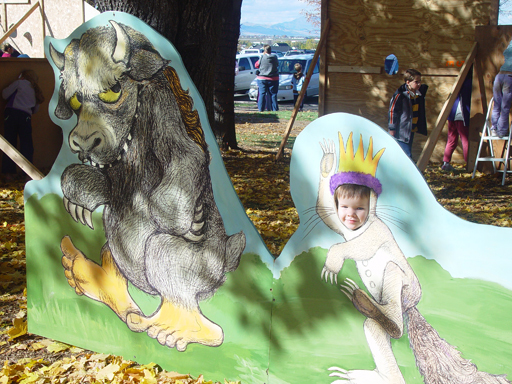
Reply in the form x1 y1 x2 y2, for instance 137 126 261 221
92 0 238 142
299 0 320 28
213 0 244 149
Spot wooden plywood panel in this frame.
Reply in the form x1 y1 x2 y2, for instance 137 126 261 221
324 72 461 162
321 0 496 163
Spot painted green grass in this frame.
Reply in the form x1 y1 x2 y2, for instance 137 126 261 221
26 194 512 383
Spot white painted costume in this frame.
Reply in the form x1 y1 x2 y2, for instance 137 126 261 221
317 133 509 384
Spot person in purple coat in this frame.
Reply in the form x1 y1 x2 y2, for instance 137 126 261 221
441 68 472 171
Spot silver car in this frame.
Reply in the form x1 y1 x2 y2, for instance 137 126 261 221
248 54 320 102
235 54 260 93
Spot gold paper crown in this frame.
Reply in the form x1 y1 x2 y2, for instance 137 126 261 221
337 132 385 176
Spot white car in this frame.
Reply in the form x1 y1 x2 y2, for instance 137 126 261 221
235 53 261 93
248 54 320 102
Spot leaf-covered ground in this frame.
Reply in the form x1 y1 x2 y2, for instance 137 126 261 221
1 109 511 382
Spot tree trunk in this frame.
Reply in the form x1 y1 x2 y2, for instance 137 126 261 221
213 0 243 149
94 0 231 127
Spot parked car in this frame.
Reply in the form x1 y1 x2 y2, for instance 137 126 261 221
235 53 260 93
248 54 320 102
240 49 261 54
284 49 306 56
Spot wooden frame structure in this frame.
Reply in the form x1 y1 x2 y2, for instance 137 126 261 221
319 0 499 167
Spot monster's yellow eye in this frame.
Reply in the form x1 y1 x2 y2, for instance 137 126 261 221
70 93 82 111
99 83 121 103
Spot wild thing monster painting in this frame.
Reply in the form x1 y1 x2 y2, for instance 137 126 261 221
315 132 509 384
47 19 246 352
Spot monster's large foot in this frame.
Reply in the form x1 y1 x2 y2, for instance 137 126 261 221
126 299 223 352
60 236 140 321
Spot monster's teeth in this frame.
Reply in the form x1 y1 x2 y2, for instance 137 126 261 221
117 155 122 161
123 142 129 152
109 163 113 168
99 164 104 169
127 134 132 141
91 161 97 167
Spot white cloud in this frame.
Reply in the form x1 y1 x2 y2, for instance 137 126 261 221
241 0 314 25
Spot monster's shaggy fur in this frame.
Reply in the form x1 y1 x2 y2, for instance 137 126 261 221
407 307 509 384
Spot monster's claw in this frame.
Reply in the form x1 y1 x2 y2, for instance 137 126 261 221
328 367 348 378
83 208 94 229
63 197 70 213
345 278 359 290
321 268 326 280
330 272 334 285
335 274 338 285
76 205 85 225
68 201 78 222
340 286 353 301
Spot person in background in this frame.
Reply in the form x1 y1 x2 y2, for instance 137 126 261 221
388 69 428 159
2 44 14 57
441 70 472 171
491 40 512 138
2 70 45 180
292 62 305 112
255 45 279 112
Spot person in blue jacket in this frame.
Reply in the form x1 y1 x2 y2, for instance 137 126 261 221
388 69 428 159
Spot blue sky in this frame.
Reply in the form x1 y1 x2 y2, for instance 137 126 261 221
241 0 315 25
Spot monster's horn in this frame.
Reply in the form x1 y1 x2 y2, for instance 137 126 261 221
111 20 130 64
49 43 65 71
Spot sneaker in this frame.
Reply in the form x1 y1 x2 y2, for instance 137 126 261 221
491 129 499 137
441 162 455 171
498 131 510 138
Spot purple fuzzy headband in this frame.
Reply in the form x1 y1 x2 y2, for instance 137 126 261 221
330 172 382 196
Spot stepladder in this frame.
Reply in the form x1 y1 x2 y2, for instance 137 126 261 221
472 97 512 185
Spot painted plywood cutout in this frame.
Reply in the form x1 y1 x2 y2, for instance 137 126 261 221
26 12 273 380
271 113 511 383
25 12 512 384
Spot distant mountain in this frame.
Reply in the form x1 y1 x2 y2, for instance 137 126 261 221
240 17 319 37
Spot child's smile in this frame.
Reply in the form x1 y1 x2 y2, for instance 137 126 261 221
336 195 370 230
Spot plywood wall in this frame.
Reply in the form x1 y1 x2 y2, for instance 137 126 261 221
0 59 62 172
1 0 85 58
320 0 497 162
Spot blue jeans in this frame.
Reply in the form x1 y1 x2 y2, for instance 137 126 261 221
492 73 512 135
2 108 33 174
257 79 279 112
397 133 414 159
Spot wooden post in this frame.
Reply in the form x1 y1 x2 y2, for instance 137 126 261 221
275 18 331 162
0 1 40 46
318 0 329 117
0 136 44 180
40 0 45 58
416 42 477 171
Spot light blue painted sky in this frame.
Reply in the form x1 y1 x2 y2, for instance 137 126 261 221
500 2 512 25
241 0 315 25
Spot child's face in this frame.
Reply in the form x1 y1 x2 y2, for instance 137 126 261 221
336 194 370 230
407 75 422 92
